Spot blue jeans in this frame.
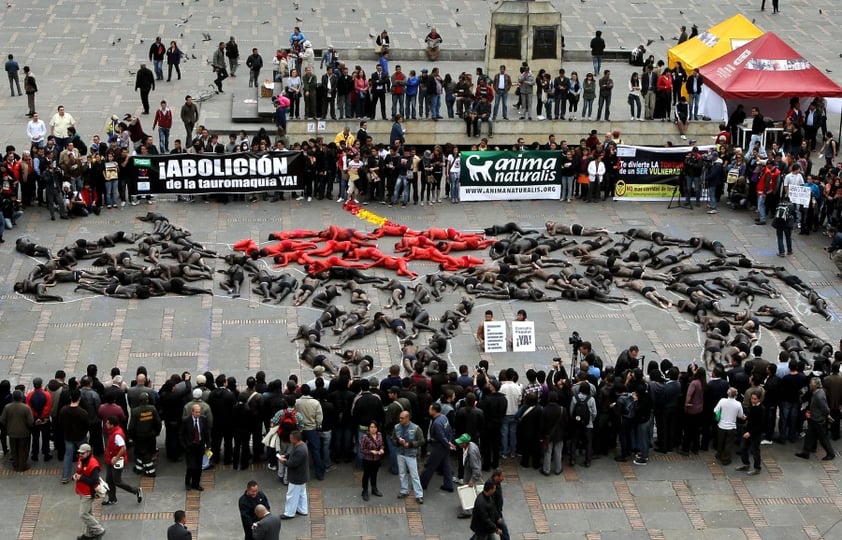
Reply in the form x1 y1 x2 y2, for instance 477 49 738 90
501 415 518 456
392 175 409 205
405 94 417 119
596 94 611 120
63 438 87 479
430 94 441 119
493 91 508 119
397 453 423 497
707 185 718 210
418 90 427 117
338 170 347 200
561 175 574 200
419 443 453 490
319 431 332 468
685 176 701 205
689 93 700 119
593 56 602 75
445 96 455 118
384 433 399 474
283 482 308 517
582 98 594 118
338 94 352 119
757 193 767 223
331 425 353 459
153 59 163 80
392 93 405 118
449 172 460 201
158 127 170 153
780 401 799 442
105 180 119 207
302 429 324 479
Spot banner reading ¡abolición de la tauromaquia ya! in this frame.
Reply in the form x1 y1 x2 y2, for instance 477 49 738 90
130 151 304 196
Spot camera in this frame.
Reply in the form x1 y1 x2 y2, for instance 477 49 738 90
568 331 582 348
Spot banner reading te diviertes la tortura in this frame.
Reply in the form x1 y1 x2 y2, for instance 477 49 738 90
614 144 712 202
130 151 304 196
459 151 562 201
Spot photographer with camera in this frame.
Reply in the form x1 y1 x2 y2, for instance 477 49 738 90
615 346 642 378
578 341 603 374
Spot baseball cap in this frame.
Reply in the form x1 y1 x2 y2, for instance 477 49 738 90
455 433 471 445
77 443 92 454
192 388 202 399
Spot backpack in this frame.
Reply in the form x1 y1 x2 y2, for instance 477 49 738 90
277 409 297 439
615 393 636 420
773 203 792 227
571 395 591 426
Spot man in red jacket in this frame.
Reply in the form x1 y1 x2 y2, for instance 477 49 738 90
101 416 142 506
74 443 106 539
152 100 173 153
756 160 780 225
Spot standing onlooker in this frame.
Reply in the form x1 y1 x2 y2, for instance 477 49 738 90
686 68 703 121
569 383 597 467
167 510 192 540
59 389 89 483
393 410 425 502
641 65 657 120
239 480 271 540
23 66 36 117
153 101 173 153
516 66 534 121
492 65 510 121
279 430 309 519
820 133 838 169
0 390 33 471
166 41 183 82
74 443 106 539
596 70 613 121
295 384 325 480
590 31 606 75
713 388 744 465
26 377 52 462
796 378 836 461
360 421 384 501
226 36 240 77
49 105 76 152
180 404 210 491
246 48 263 89
736 390 765 475
627 72 642 121
148 37 166 80
26 111 46 148
772 195 797 256
581 73 596 120
180 96 199 143
4 53 22 96
102 415 142 506
134 64 155 115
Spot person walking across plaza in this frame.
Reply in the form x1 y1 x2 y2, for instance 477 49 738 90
226 36 240 77
736 390 765 475
470 479 502 540
419 403 455 493
246 48 263 89
74 443 106 540
134 63 155 115
772 195 797 256
279 430 309 519
181 95 199 143
796 377 836 461
102 415 142 506
212 42 229 93
180 403 210 491
153 100 173 153
393 410 425 503
148 37 166 80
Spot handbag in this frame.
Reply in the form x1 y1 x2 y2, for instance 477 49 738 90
426 174 435 185
94 479 110 498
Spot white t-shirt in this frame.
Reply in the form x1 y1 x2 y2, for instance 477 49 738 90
714 398 743 430
587 160 605 182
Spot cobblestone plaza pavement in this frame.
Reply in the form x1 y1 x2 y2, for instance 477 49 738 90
2 1 842 539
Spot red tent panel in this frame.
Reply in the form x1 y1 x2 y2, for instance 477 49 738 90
699 32 842 99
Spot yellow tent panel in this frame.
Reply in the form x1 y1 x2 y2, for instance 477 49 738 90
667 14 764 74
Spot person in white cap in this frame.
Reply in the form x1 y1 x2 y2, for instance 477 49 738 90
182 388 213 428
74 442 106 539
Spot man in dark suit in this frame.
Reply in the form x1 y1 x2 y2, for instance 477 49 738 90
252 504 281 540
167 510 192 540
180 404 210 491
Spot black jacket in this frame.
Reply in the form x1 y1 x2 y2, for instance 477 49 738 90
135 67 155 92
470 492 500 535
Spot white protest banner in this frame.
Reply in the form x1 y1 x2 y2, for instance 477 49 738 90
788 185 811 207
511 321 536 352
483 321 507 353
